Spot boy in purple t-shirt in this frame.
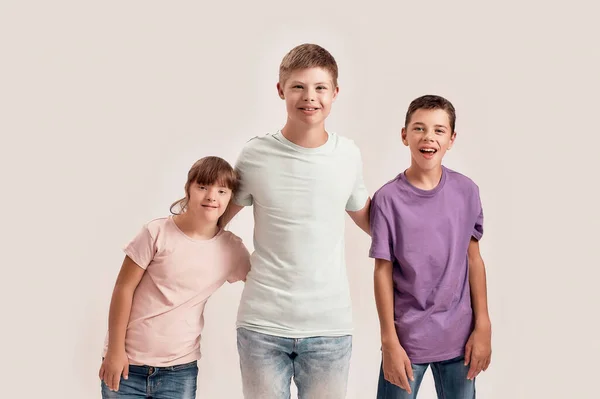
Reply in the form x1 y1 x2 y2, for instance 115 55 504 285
370 95 492 399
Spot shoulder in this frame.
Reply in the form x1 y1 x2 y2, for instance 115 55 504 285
372 175 403 208
217 230 249 257
239 133 278 153
444 167 480 194
330 132 361 155
218 230 245 246
142 217 172 237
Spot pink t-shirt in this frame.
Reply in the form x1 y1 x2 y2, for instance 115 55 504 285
103 216 251 367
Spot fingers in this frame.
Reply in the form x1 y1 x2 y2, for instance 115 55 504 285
112 370 121 392
398 368 412 394
122 363 129 381
384 368 412 394
483 356 491 371
467 358 478 380
405 359 415 383
468 357 487 380
99 364 105 381
464 343 472 366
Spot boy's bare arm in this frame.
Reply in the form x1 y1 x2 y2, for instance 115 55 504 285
219 203 245 227
468 238 491 328
347 197 371 235
464 238 492 380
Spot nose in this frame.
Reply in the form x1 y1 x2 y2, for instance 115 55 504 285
423 129 435 141
206 189 217 202
303 87 316 102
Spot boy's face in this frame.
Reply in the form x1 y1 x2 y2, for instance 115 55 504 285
402 108 457 171
277 67 338 128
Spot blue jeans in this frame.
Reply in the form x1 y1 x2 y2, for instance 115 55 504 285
377 356 475 399
101 360 197 399
237 327 352 399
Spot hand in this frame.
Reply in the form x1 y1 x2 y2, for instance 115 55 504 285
464 324 492 380
382 341 415 394
99 349 129 392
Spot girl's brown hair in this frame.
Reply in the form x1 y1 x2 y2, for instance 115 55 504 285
170 156 238 215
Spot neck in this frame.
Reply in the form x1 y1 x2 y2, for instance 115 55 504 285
405 163 444 191
173 212 219 240
281 120 327 148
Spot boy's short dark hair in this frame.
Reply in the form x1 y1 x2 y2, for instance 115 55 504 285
279 43 338 87
405 95 456 132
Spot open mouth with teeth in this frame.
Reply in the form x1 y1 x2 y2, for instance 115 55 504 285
299 107 319 111
419 148 437 154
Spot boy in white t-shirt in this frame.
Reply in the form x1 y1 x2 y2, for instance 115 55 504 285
220 43 371 399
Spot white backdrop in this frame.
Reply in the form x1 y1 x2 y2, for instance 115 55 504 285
1 1 599 398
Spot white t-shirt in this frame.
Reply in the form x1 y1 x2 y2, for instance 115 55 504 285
233 130 369 338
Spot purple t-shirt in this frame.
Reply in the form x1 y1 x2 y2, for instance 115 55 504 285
369 166 484 363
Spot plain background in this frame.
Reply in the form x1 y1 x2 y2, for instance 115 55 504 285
1 1 599 398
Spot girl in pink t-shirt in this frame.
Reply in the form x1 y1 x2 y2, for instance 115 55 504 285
99 156 251 399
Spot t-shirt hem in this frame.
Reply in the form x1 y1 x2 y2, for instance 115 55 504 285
369 251 393 261
105 350 202 368
408 348 465 364
236 322 353 338
123 247 148 270
346 194 370 212
233 197 252 207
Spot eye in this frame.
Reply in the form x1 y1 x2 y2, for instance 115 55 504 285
293 85 303 89
198 185 207 190
414 127 424 131
436 129 445 134
316 86 327 90
219 190 228 195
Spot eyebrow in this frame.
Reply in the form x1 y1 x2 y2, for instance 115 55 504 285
289 81 330 86
412 122 449 129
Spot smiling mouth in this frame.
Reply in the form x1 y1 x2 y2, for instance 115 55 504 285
299 107 319 111
202 205 218 209
419 148 437 154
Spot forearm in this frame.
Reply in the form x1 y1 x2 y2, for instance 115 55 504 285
469 254 491 328
107 286 135 352
219 203 244 228
374 259 399 347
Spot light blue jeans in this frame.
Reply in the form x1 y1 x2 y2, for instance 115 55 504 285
237 327 352 399
377 355 475 399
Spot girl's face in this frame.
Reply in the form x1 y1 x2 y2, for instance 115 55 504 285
186 182 232 223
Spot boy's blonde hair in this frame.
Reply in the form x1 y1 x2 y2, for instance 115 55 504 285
279 43 338 87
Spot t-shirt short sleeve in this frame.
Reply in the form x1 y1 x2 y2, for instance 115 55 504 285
227 236 251 283
233 146 253 207
123 225 157 270
345 147 369 212
472 186 484 241
368 196 395 262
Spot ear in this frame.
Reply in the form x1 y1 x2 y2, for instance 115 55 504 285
448 130 457 150
332 86 340 101
277 82 285 99
401 127 409 146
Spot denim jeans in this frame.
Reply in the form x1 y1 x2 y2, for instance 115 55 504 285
377 355 475 399
237 327 352 399
101 360 197 399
